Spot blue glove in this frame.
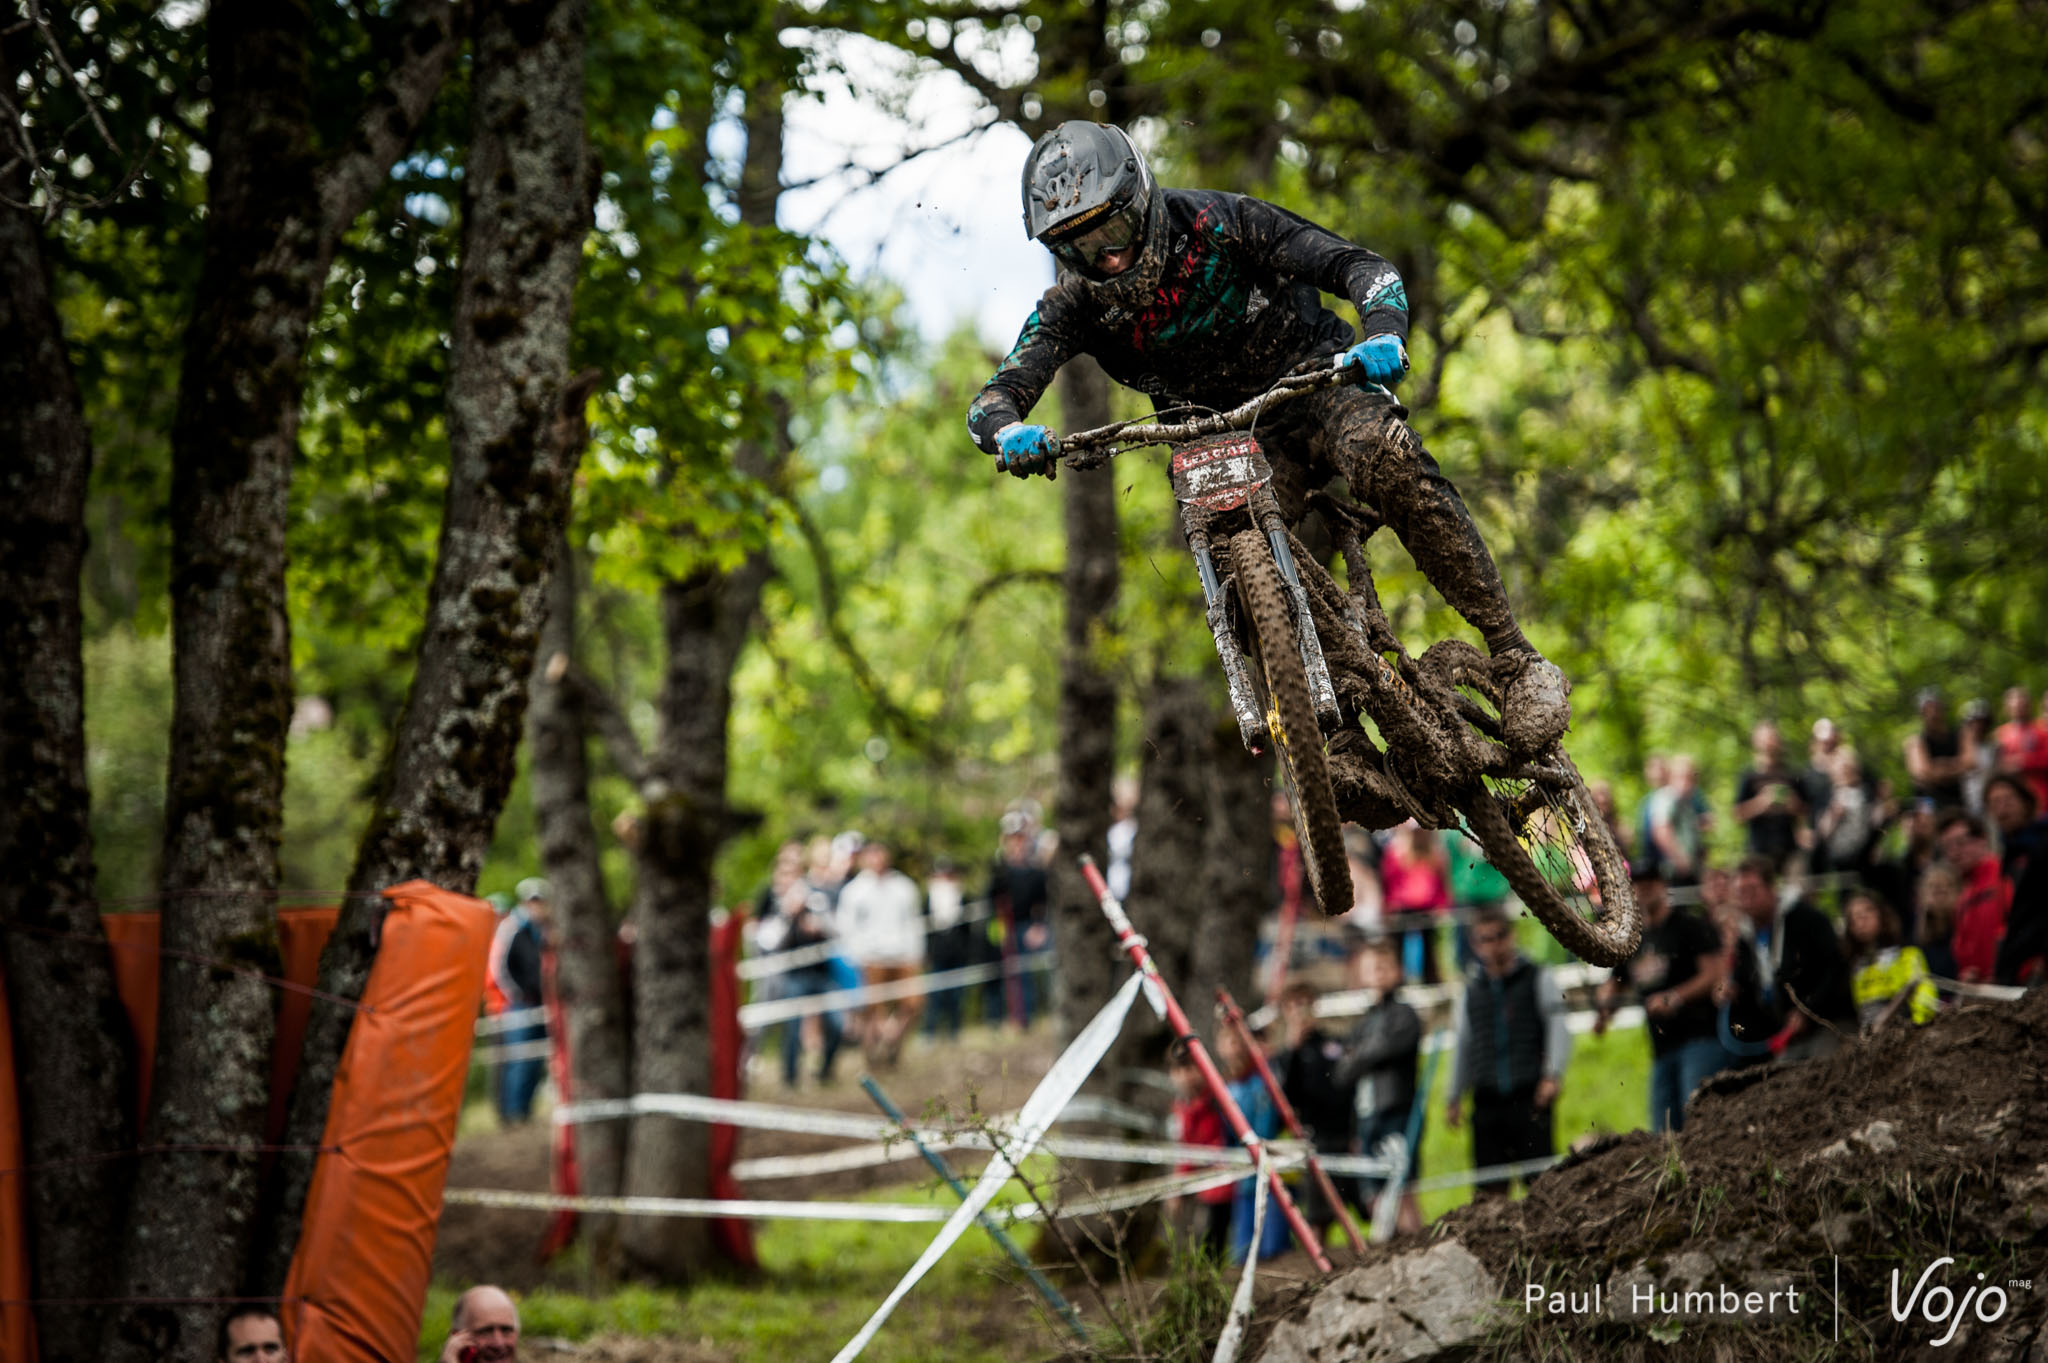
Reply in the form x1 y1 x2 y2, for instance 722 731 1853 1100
1339 333 1409 387
995 423 1059 478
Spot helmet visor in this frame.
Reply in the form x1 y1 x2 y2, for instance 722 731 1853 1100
1045 195 1149 271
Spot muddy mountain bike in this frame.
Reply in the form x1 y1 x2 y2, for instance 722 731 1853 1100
1052 363 1640 967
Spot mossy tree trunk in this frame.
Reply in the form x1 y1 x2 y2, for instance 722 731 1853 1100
109 0 462 1349
259 0 593 1293
1048 356 1123 1047
618 77 788 1283
0 140 136 1363
530 539 632 1275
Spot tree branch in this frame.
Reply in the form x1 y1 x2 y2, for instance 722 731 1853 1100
316 0 469 244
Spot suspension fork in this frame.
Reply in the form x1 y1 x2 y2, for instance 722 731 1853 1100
1256 505 1342 731
1186 517 1267 750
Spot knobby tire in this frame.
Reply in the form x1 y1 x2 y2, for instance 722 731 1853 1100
1230 529 1352 919
1460 749 1640 966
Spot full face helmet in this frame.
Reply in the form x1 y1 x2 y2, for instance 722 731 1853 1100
1022 121 1158 280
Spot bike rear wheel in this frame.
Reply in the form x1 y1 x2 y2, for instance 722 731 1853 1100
1459 749 1640 966
1231 529 1352 918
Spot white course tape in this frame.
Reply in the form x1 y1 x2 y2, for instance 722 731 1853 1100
471 1039 553 1064
474 1005 549 1036
1212 1147 1268 1363
738 952 1053 1029
559 1089 1346 1174
831 970 1147 1363
440 1187 952 1222
1933 975 2027 1001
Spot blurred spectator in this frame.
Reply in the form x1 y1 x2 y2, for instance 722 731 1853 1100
439 1285 520 1362
1333 935 1424 1233
1962 699 1998 816
1106 776 1139 901
837 839 926 1066
1994 686 2048 810
1647 754 1708 886
1904 688 1974 811
1165 1039 1232 1259
1445 908 1571 1199
1214 1023 1285 1263
772 877 845 1088
1634 755 1669 875
1595 864 1727 1132
1940 811 2009 984
1588 779 1630 858
1446 827 1508 973
922 859 971 1041
1815 748 1878 876
1914 865 1962 981
1271 981 1355 1240
986 813 1050 1027
1380 822 1451 984
1803 717 1843 814
1713 856 1854 1062
1342 824 1384 925
216 1306 288 1363
1842 890 1936 1029
1734 722 1809 874
494 878 552 1124
1988 774 2048 986
1870 798 1940 938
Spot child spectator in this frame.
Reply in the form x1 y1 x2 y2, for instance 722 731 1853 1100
1334 935 1424 1233
1914 864 1961 981
1940 812 2010 984
1214 1024 1285 1263
1166 1039 1233 1260
1271 980 1355 1240
1842 890 1936 1028
1594 864 1728 1132
1446 908 1571 1198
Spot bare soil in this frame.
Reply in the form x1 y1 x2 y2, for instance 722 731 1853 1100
1246 989 2048 1360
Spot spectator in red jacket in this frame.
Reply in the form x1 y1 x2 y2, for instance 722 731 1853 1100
1939 812 2010 984
1995 686 2048 810
1166 1039 1232 1259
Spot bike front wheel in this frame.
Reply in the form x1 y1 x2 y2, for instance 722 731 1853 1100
1459 749 1640 966
1231 529 1353 918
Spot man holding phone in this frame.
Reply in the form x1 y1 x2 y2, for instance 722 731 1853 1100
439 1285 520 1362
1733 721 1809 874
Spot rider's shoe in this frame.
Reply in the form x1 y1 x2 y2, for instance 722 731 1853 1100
1501 652 1571 754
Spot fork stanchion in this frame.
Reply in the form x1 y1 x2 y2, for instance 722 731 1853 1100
1215 988 1368 1255
1076 855 1333 1274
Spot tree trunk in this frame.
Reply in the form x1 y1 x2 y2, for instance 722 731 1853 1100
0 154 135 1363
260 0 592 1291
1047 357 1123 1046
1190 720 1272 1024
619 552 772 1280
102 3 320 1350
531 540 631 1274
619 80 787 1282
1124 674 1219 1025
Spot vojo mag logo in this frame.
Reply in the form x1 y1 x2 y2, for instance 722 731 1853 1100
1890 1257 2011 1347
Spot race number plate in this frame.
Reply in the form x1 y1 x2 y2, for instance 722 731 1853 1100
1169 434 1271 512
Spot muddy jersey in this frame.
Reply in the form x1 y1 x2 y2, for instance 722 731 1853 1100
966 189 1410 455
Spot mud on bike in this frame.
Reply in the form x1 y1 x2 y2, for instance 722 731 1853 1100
1050 362 1641 967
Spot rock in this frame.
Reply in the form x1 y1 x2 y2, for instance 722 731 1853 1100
1853 1120 1898 1153
1257 1240 1498 1363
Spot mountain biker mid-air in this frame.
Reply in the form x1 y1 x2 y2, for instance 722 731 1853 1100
965 120 1568 753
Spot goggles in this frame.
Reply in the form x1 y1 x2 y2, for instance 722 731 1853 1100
1045 196 1148 271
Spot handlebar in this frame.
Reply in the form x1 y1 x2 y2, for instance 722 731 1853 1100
1056 360 1365 471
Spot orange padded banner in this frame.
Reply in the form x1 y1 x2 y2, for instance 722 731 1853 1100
284 881 493 1363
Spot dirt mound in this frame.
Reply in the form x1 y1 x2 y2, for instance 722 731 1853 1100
1253 992 2048 1361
